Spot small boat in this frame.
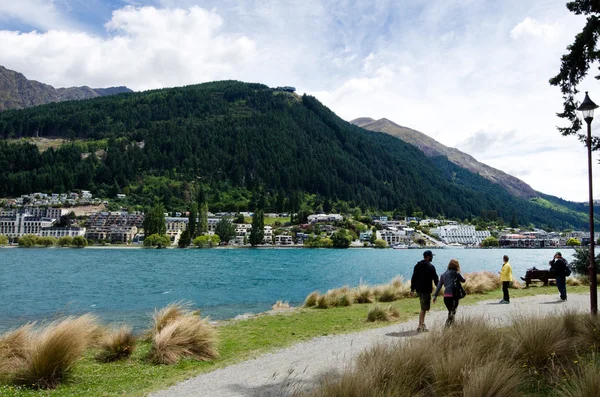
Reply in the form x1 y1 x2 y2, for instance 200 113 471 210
392 244 409 249
446 243 465 249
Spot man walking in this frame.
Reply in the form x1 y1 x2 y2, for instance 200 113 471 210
411 250 439 332
550 252 568 302
499 255 512 304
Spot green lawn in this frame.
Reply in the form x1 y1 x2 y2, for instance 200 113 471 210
0 285 595 397
243 217 290 226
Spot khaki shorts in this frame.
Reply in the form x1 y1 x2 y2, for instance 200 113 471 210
419 293 431 311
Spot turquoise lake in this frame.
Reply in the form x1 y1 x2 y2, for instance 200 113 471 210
0 247 574 332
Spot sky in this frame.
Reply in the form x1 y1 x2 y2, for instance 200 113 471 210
0 0 599 202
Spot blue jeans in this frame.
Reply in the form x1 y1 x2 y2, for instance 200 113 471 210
556 275 567 301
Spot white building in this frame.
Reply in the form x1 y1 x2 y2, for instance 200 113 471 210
275 234 293 245
0 214 54 238
307 214 343 223
263 226 273 243
431 225 491 245
40 226 86 238
377 229 408 246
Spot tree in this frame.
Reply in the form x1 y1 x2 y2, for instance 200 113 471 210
188 203 198 238
374 239 387 249
39 236 57 247
249 210 264 246
178 228 191 248
198 202 208 235
0 235 8 245
72 235 88 248
510 212 519 229
57 236 73 247
143 233 171 248
18 234 38 247
215 218 235 243
571 247 600 275
143 203 166 236
331 229 352 248
481 236 499 247
234 213 246 224
192 235 220 248
370 227 377 245
550 1 600 143
566 237 582 246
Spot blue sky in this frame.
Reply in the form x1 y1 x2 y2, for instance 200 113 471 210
0 0 598 202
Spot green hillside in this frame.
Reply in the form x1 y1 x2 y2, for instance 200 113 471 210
0 80 595 229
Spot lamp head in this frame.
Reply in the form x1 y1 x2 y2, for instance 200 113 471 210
577 92 599 122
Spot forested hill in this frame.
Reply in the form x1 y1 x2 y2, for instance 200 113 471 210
0 65 132 111
0 80 595 229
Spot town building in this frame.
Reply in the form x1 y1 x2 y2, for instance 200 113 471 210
430 225 491 245
275 234 293 245
307 214 343 223
0 213 54 237
40 226 86 238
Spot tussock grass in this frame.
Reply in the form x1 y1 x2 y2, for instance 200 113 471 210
554 362 600 397
272 300 291 310
366 305 401 322
567 276 584 286
324 287 354 307
147 315 219 365
354 284 373 304
96 325 136 363
315 295 329 309
14 315 99 389
578 314 600 351
148 301 193 338
304 291 320 307
463 271 500 294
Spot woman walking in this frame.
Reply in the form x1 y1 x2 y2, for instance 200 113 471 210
499 255 512 304
433 259 466 327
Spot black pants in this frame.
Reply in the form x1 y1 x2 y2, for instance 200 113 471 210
443 297 459 326
502 281 510 302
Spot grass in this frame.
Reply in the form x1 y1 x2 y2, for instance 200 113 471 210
96 326 136 363
302 311 600 397
0 285 595 397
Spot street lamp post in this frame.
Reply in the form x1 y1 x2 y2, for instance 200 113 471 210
577 91 599 315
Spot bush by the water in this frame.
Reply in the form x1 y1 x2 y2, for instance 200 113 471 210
570 247 600 276
301 312 600 397
96 325 137 363
303 272 511 309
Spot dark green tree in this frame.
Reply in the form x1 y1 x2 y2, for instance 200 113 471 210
249 210 265 246
215 218 236 243
143 203 166 236
178 228 191 247
234 213 246 223
510 212 519 229
571 247 600 275
198 202 208 235
550 1 600 143
331 229 352 248
188 203 198 238
370 227 377 244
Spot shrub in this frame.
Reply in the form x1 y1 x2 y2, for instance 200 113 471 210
96 326 136 363
481 236 499 247
316 295 330 309
570 247 600 276
143 234 171 248
0 235 8 245
566 276 584 286
304 291 320 307
148 301 192 338
147 316 219 365
463 271 500 294
462 361 523 397
554 362 600 397
192 235 220 248
373 239 387 248
509 316 575 369
38 236 57 247
354 284 373 304
0 323 34 378
14 315 99 389
325 287 354 307
57 236 73 247
72 236 87 248
566 237 581 246
18 234 38 248
271 300 290 310
331 229 352 248
375 284 397 302
366 306 388 322
319 238 333 248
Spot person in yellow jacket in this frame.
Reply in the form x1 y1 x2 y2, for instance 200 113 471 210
499 255 512 304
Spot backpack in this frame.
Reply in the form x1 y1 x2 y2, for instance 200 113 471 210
452 272 466 300
565 261 572 277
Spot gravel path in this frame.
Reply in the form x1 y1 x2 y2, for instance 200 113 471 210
149 293 590 397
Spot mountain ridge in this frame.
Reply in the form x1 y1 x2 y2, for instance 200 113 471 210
0 65 132 111
350 117 537 199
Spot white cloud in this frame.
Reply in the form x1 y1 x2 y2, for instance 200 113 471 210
510 17 558 40
0 0 74 31
0 6 257 90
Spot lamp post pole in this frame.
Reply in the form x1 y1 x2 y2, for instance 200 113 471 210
578 91 599 315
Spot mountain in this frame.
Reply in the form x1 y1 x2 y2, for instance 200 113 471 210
0 65 132 111
351 117 537 199
0 80 595 229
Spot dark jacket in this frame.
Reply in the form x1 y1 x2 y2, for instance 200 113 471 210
411 260 439 294
433 269 466 298
550 257 568 277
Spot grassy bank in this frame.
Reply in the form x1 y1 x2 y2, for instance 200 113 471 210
0 285 595 397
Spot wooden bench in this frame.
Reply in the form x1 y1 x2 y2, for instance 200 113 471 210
521 269 556 288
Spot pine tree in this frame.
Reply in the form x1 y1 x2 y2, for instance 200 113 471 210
189 203 198 238
143 203 166 236
178 228 191 247
198 202 208 235
249 210 265 246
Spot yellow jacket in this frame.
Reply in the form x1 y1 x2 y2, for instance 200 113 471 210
500 262 513 282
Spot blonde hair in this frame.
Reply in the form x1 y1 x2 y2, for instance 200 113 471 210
448 259 460 271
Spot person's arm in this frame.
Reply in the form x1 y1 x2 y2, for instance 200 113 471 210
433 274 444 300
410 266 416 293
432 266 439 287
458 273 466 283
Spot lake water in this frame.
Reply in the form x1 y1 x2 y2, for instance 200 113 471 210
0 247 573 332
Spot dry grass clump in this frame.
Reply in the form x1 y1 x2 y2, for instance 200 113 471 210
463 271 500 294
148 301 193 338
5 315 100 389
578 314 600 351
554 363 600 397
324 287 354 307
315 295 330 309
304 291 320 307
272 300 290 310
374 284 396 302
147 315 219 365
96 325 136 363
354 284 373 304
366 305 400 322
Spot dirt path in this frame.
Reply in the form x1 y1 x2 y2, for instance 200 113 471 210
149 293 590 397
